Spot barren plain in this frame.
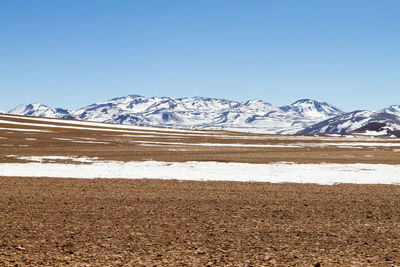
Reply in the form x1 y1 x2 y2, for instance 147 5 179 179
0 114 400 266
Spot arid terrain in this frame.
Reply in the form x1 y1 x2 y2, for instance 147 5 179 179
0 114 400 266
1 114 400 165
0 178 399 266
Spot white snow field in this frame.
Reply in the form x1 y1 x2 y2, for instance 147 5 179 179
0 160 399 185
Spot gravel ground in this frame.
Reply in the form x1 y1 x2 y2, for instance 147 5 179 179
0 177 399 266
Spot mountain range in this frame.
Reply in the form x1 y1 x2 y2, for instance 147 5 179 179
5 95 400 137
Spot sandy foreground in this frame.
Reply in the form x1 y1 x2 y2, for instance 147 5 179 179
0 114 400 266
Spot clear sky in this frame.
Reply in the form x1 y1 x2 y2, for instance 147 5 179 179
1 0 399 112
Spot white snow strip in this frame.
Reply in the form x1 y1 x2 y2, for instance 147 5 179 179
0 161 399 185
71 140 111 144
115 134 186 139
0 119 200 134
119 133 328 139
0 127 51 132
7 155 99 163
358 130 388 136
25 138 37 141
0 114 213 133
337 146 363 149
133 141 301 148
294 142 400 148
132 140 400 148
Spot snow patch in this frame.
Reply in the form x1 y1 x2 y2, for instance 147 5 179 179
0 161 399 185
7 155 100 163
0 127 52 132
133 141 301 148
71 140 111 144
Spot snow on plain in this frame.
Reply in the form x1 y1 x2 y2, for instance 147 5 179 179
0 160 399 185
2 117 400 149
358 130 389 136
131 140 400 148
294 142 400 148
132 141 302 148
6 155 99 163
0 117 217 135
53 138 74 141
70 140 111 144
1 114 400 143
0 114 213 133
0 127 52 132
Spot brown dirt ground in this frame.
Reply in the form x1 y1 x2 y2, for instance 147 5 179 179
0 177 399 266
1 114 400 165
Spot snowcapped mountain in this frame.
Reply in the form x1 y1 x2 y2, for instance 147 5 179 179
7 95 344 134
9 104 75 120
298 110 400 136
280 99 343 119
381 105 400 117
73 95 301 133
7 95 399 136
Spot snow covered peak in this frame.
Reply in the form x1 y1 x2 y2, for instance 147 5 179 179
291 99 322 106
176 97 238 112
382 105 400 117
8 103 75 119
9 94 393 135
280 99 343 119
8 104 29 114
241 99 273 110
9 104 53 116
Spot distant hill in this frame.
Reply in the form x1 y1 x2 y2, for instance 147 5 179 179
7 94 400 136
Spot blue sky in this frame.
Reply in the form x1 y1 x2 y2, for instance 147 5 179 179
1 0 399 112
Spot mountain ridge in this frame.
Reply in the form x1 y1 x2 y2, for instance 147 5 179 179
7 94 400 136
